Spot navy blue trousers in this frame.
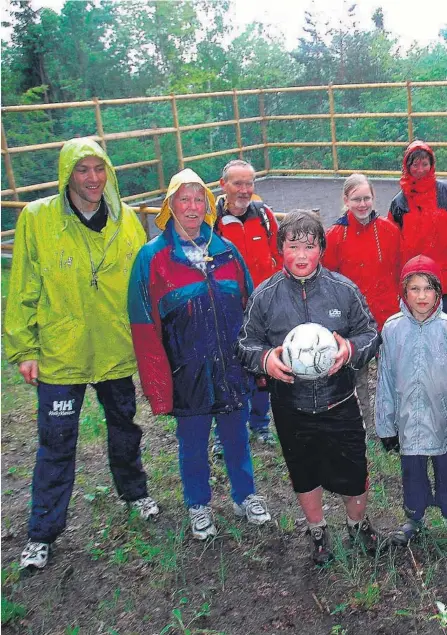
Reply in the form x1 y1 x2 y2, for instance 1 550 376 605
29 377 148 543
176 401 255 507
401 453 447 520
214 381 270 447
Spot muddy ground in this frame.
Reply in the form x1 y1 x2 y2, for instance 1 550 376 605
2 364 446 635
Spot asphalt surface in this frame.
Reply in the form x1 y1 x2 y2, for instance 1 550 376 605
144 176 401 238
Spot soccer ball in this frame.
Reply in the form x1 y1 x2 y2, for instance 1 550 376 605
282 323 338 381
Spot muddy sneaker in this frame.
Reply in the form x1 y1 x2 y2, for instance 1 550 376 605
252 430 276 446
212 440 224 461
233 494 271 525
128 496 160 520
391 519 424 546
20 540 50 570
347 516 382 553
306 525 334 566
189 505 217 540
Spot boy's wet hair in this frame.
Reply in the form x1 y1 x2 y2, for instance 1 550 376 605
277 210 326 253
403 272 441 299
406 149 433 169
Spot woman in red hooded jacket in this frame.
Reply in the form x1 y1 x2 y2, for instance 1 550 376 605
323 173 401 429
388 140 447 311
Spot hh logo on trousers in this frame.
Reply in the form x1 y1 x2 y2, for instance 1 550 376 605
49 399 75 417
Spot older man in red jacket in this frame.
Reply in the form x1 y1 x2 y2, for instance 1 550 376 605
212 160 283 456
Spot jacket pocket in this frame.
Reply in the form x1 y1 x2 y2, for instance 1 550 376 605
39 316 79 361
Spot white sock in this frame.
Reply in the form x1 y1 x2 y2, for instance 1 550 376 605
308 519 327 530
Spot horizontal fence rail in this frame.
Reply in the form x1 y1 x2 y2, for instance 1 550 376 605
2 80 447 250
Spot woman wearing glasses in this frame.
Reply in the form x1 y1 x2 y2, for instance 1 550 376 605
322 173 401 430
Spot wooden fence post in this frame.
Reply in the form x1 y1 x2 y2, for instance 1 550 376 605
94 97 107 151
328 83 339 175
232 89 243 159
1 121 20 214
171 95 184 170
406 81 414 143
154 132 165 192
259 90 270 173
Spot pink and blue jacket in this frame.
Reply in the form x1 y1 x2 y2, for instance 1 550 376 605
128 219 253 417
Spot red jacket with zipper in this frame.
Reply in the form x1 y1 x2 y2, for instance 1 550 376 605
388 140 447 290
323 211 401 331
215 198 283 288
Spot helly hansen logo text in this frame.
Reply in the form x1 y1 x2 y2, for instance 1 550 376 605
49 400 75 417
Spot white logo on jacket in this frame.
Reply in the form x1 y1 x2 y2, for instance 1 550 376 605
329 309 342 318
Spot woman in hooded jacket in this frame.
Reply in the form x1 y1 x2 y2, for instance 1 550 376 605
323 173 400 430
388 140 447 311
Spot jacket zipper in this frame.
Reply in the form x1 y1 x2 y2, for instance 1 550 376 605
300 279 317 411
205 271 231 398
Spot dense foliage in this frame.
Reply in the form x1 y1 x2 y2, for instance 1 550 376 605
1 0 447 227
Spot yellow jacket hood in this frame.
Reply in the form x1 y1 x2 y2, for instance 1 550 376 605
59 137 122 220
155 168 216 230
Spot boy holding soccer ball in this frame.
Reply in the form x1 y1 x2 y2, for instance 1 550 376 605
237 210 382 565
376 255 447 545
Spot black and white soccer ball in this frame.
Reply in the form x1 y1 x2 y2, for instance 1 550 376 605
282 323 338 381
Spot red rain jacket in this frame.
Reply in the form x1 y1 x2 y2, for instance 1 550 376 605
323 211 401 331
215 198 283 288
388 140 447 291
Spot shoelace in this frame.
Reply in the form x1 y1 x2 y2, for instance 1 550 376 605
26 543 47 557
246 496 266 514
132 498 159 517
191 507 212 529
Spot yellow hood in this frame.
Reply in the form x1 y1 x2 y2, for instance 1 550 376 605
59 137 122 220
155 168 216 230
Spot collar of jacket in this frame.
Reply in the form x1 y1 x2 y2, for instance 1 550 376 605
283 263 322 286
165 218 233 262
399 297 443 325
334 210 377 226
217 196 259 221
61 190 115 232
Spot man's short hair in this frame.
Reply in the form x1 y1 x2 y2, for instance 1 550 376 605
277 210 326 254
406 149 433 169
221 159 255 182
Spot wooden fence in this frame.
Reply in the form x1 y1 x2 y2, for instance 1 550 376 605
2 80 447 249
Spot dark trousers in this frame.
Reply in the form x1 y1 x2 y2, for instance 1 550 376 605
401 453 447 520
29 377 148 543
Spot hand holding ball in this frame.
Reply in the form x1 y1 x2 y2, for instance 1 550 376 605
282 323 338 380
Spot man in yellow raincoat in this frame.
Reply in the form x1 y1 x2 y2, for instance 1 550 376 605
4 137 159 571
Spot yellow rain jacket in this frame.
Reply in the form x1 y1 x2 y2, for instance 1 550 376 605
4 137 147 384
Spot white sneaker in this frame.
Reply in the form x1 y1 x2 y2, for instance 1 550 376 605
128 496 160 520
20 540 50 569
189 505 217 540
233 494 271 525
